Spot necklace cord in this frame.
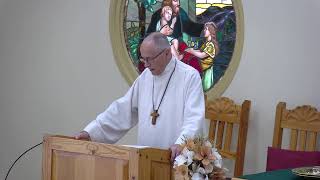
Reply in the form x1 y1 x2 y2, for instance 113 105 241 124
152 60 177 111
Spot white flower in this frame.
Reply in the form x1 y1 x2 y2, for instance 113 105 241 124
204 140 212 148
174 154 187 168
212 148 222 168
191 169 209 180
191 173 204 180
180 147 195 166
185 149 195 165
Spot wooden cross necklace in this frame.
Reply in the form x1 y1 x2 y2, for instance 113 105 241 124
151 61 177 125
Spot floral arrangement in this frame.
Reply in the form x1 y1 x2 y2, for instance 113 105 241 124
173 136 223 180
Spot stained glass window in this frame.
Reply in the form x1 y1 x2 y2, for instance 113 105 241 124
124 0 237 92
196 0 233 15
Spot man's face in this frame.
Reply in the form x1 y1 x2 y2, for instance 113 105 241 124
171 0 180 14
140 44 171 75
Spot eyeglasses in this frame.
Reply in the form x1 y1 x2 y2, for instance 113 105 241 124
140 48 167 64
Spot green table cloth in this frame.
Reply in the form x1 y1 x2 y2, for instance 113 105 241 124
240 169 306 180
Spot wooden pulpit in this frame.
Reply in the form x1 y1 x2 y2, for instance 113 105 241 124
42 135 173 180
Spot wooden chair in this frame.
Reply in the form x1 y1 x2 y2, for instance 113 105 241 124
272 102 320 151
205 97 251 177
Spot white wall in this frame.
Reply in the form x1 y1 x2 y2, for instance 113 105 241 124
0 0 319 179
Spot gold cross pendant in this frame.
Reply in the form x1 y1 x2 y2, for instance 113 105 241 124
150 110 159 125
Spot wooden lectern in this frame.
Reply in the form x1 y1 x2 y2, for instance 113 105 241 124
42 135 173 180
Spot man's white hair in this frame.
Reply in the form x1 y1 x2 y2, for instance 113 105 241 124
142 32 170 52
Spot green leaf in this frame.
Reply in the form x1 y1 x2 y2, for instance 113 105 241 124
140 0 157 13
143 0 157 5
146 5 154 13
149 0 157 5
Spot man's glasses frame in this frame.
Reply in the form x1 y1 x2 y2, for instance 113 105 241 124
140 48 167 64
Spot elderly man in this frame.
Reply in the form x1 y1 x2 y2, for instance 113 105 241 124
76 32 204 160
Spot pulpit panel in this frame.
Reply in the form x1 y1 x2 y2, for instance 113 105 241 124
51 150 129 180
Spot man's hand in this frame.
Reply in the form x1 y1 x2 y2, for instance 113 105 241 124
169 144 182 162
74 131 91 141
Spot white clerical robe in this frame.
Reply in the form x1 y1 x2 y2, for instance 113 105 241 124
84 58 205 149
